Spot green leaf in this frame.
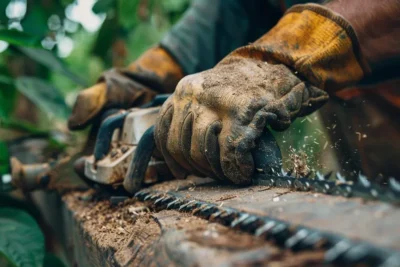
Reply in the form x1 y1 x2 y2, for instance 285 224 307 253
0 75 16 119
0 208 45 267
15 77 71 120
161 0 190 12
20 6 48 37
118 0 140 29
0 118 49 135
0 75 13 85
92 0 115 14
19 47 88 86
91 15 119 59
43 253 65 267
0 142 10 176
0 1 12 24
0 30 41 47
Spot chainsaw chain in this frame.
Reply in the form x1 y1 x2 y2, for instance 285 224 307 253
135 189 400 267
253 171 400 204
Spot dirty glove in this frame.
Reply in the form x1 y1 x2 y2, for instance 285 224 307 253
155 4 370 185
68 47 184 130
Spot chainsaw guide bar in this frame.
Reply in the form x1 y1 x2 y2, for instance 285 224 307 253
135 186 400 267
252 171 400 204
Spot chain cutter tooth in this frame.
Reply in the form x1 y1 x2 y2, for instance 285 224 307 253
197 205 219 219
178 200 196 211
254 220 277 237
268 222 291 246
166 199 182 209
134 190 150 200
240 216 261 232
285 228 310 250
230 213 250 228
324 240 352 264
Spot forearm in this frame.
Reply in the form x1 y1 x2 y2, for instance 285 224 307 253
160 0 281 75
325 0 400 72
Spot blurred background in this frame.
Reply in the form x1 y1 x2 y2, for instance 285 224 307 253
0 0 190 174
0 1 396 265
1 0 394 185
0 2 191 265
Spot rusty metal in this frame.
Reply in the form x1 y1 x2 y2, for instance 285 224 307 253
2 156 70 192
253 170 400 204
135 189 400 267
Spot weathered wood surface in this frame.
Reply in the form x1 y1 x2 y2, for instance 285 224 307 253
61 190 324 266
57 176 399 266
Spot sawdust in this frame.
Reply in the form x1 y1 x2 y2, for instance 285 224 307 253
149 175 213 192
288 148 310 178
63 190 160 251
216 194 237 201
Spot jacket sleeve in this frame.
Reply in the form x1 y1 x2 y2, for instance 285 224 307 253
160 0 281 75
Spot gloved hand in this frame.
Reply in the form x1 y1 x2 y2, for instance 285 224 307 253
155 4 370 184
68 47 184 130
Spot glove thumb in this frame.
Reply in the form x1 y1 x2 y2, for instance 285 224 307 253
68 83 107 130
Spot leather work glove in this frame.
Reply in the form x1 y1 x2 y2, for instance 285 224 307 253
68 47 184 130
155 4 370 185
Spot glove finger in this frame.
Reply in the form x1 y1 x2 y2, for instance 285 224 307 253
179 113 213 177
204 121 226 181
301 84 329 116
219 123 252 185
155 104 190 180
280 82 305 117
165 101 205 176
187 109 223 176
235 111 274 179
68 83 107 130
263 101 291 131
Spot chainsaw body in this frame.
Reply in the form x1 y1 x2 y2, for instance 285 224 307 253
84 107 163 185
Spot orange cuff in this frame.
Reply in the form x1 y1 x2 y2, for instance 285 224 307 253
225 4 371 93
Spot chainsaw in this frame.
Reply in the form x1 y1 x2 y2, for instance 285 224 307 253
1 94 280 193
4 94 399 203
80 94 282 194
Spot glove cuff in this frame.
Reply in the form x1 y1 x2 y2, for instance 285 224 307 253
125 46 184 93
224 4 371 93
98 46 184 94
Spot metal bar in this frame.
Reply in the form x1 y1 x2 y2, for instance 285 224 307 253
135 189 400 267
253 172 400 205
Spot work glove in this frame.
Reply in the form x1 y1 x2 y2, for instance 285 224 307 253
155 4 370 185
68 47 184 130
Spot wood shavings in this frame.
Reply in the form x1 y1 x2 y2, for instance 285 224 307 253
288 148 310 178
217 194 237 202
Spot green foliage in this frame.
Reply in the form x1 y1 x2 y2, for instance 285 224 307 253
15 77 71 120
19 47 87 86
0 141 10 175
92 0 115 14
0 75 16 119
118 0 140 29
0 208 45 267
127 20 166 61
0 1 11 22
0 2 189 267
0 118 49 136
0 30 41 47
0 0 190 133
161 0 190 13
43 253 65 267
0 196 66 266
20 6 48 37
